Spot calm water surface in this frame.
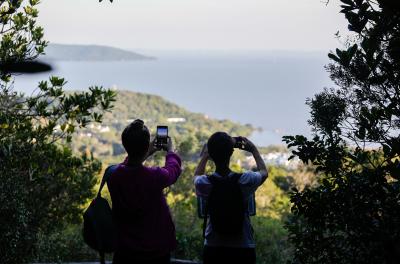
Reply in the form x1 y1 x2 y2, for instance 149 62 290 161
14 50 333 146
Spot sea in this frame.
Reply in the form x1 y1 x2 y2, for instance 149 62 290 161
14 50 333 146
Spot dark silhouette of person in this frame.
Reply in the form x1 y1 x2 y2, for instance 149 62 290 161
194 132 268 264
107 119 182 264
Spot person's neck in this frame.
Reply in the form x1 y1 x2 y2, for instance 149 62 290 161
215 165 231 177
127 156 143 167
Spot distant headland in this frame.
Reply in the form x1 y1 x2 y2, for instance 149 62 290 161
43 44 156 61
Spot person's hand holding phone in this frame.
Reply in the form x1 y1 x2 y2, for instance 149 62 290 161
234 136 248 150
166 137 173 152
156 126 169 151
240 137 268 183
242 137 257 153
234 136 257 153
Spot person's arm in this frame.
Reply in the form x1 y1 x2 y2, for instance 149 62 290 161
194 144 209 176
194 144 212 197
243 138 268 184
158 137 182 188
144 138 157 160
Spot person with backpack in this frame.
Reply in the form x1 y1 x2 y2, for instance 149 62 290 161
194 132 268 264
107 119 182 264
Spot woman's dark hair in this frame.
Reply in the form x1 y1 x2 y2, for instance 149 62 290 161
121 119 150 161
207 132 234 164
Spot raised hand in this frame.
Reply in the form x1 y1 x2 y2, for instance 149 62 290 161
166 137 173 152
242 137 257 153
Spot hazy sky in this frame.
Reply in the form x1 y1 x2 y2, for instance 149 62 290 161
37 0 348 51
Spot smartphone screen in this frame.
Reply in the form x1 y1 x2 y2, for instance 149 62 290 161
157 126 168 138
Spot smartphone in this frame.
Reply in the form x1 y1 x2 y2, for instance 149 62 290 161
156 126 168 150
233 136 246 150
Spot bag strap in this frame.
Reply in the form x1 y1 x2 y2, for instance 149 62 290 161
202 173 214 238
202 201 208 238
97 165 118 198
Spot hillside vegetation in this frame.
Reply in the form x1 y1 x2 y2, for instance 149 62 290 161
71 90 255 164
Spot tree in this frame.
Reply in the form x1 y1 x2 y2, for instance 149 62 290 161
283 1 400 263
0 1 116 263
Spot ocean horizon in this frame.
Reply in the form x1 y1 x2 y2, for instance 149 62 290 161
14 50 333 146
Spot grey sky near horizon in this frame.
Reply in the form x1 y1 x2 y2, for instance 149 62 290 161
37 0 349 51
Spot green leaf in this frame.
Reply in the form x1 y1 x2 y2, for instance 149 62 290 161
328 53 341 63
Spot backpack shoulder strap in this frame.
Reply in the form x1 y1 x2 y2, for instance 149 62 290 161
97 164 118 198
202 206 208 239
202 173 216 238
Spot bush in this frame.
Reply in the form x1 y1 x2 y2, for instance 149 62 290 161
284 1 400 263
254 216 293 264
33 225 99 263
0 1 116 263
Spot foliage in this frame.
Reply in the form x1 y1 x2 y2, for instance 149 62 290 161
0 83 115 264
33 225 98 263
256 166 292 220
283 1 400 263
0 1 116 263
253 216 293 264
0 0 47 81
273 165 319 192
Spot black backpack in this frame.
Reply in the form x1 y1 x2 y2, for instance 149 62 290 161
83 165 118 264
204 173 245 236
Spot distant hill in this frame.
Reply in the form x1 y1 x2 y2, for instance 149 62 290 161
70 90 254 163
43 44 155 61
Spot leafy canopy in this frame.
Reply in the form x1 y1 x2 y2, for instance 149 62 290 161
284 1 400 263
0 1 116 263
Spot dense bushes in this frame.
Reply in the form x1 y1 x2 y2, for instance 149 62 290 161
34 225 98 263
0 1 116 263
284 1 400 263
253 217 292 264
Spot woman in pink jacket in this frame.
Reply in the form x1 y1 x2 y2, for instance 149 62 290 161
107 119 182 264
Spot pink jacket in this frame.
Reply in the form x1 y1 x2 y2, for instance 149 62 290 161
107 152 182 255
